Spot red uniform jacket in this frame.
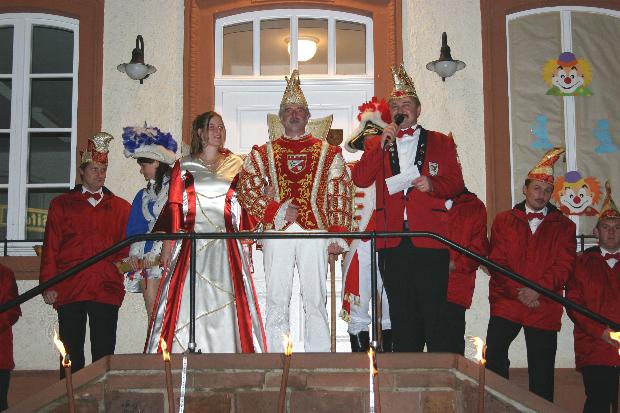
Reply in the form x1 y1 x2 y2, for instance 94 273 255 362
39 186 131 309
488 202 576 331
352 128 464 249
567 247 620 370
0 264 21 370
447 191 489 308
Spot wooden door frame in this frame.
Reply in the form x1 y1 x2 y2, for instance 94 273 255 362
183 0 402 142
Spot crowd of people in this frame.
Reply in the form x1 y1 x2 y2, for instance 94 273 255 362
0 64 618 412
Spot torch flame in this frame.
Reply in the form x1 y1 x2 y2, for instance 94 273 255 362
472 336 486 365
367 347 378 376
610 331 620 356
160 338 171 362
282 333 293 356
53 330 71 368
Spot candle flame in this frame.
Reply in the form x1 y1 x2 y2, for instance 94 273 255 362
471 336 486 365
282 333 293 356
610 331 620 356
367 347 378 376
53 330 71 368
160 338 171 362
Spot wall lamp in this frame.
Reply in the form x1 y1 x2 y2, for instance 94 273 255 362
426 32 465 81
117 35 157 84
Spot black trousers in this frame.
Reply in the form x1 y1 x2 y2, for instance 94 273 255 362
379 237 461 353
581 365 619 413
485 316 557 402
57 301 119 378
0 370 9 411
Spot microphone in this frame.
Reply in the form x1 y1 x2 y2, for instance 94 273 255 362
384 114 405 150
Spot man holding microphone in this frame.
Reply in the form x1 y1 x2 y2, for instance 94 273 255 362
352 63 464 353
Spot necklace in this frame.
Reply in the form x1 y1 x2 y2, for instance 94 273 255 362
198 153 221 170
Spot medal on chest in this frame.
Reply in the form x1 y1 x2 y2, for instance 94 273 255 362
287 153 308 174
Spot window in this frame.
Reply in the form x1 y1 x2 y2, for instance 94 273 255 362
216 10 372 77
0 14 78 242
506 7 620 235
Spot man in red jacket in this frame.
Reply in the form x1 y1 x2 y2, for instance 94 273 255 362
446 189 489 355
485 147 576 402
0 264 21 411
40 133 130 377
567 181 620 413
352 64 464 353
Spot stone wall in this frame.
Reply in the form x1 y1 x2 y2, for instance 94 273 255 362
8 353 564 413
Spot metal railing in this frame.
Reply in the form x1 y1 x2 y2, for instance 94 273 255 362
1 231 618 352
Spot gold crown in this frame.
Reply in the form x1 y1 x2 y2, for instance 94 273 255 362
280 70 308 108
389 64 419 101
599 181 620 221
80 132 114 165
527 147 565 185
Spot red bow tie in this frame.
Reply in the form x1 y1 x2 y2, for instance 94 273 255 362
604 252 620 261
397 127 416 138
84 191 101 201
526 212 545 221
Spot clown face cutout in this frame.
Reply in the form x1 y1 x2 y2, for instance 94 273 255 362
552 171 601 216
543 52 593 96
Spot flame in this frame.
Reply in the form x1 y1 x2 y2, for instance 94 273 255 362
282 334 293 357
471 336 486 365
53 330 71 368
367 347 378 376
160 338 171 362
610 331 620 356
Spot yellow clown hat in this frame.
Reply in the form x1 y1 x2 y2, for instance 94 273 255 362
599 181 620 221
527 147 565 185
389 63 419 102
80 132 114 165
280 70 308 109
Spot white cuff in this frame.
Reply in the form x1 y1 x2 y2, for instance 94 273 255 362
329 238 350 252
273 199 293 231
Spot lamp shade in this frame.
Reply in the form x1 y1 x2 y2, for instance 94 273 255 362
287 37 318 62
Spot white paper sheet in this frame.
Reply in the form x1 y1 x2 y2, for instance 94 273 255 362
385 167 420 195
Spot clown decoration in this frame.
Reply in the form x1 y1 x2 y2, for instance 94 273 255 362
543 52 593 96
552 171 601 216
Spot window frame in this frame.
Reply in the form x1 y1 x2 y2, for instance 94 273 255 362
0 13 79 242
214 9 374 78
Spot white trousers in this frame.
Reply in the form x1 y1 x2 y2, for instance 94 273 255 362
348 239 391 335
262 223 330 352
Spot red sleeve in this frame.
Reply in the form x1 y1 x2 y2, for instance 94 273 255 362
488 215 521 298
428 134 464 199
107 197 132 263
0 265 21 332
566 256 606 340
39 197 62 284
153 161 183 233
537 218 576 293
351 136 383 188
455 203 489 274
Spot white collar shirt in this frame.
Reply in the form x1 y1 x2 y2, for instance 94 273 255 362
525 205 547 234
82 187 103 207
601 247 619 269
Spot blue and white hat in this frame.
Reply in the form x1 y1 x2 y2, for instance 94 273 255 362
122 124 178 165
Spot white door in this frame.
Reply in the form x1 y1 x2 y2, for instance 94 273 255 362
215 9 374 352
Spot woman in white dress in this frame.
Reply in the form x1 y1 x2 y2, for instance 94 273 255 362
145 112 265 353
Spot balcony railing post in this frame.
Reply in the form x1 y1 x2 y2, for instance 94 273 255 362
370 233 379 349
189 236 197 353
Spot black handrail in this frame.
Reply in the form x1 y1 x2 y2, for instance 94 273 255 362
1 231 617 335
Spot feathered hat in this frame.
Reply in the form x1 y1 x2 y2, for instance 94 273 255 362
122 124 178 165
389 63 419 102
280 70 308 109
599 181 620 221
80 132 114 165
346 97 391 152
527 147 565 185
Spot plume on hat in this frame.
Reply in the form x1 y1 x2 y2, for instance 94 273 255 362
122 124 178 165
